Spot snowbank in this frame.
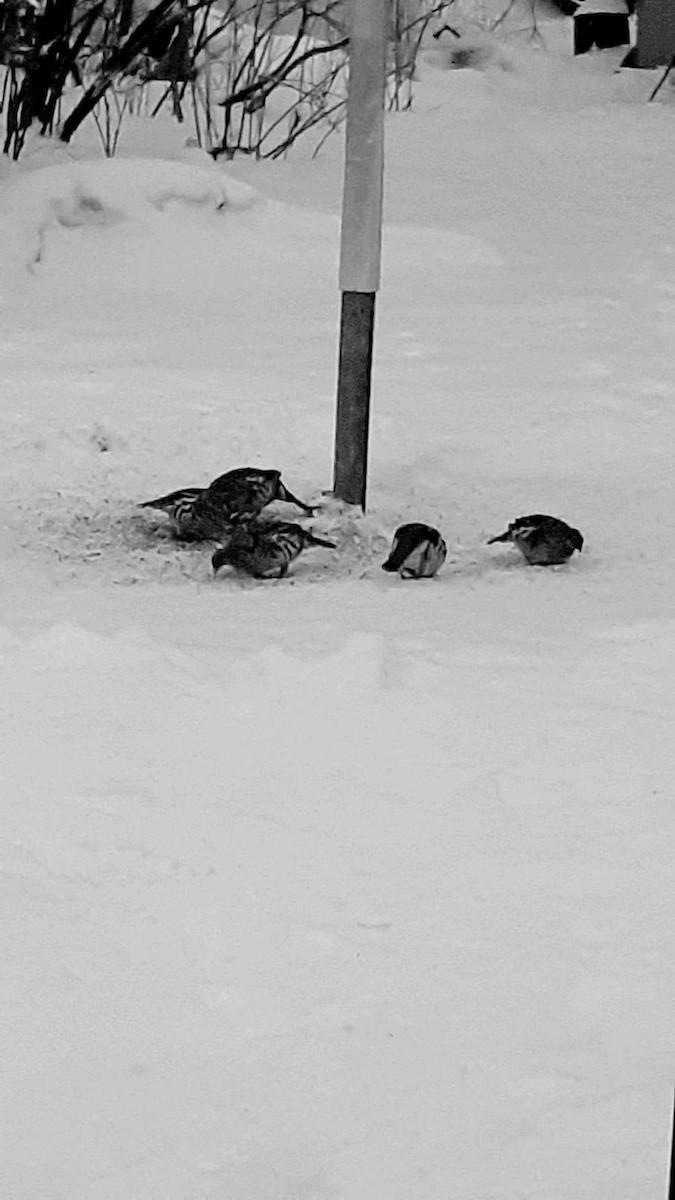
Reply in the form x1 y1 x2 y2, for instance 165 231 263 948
3 30 675 1200
0 156 257 279
3 622 675 1199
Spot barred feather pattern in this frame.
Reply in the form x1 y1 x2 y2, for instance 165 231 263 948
487 514 583 566
141 468 314 541
205 469 282 520
190 468 315 539
139 488 204 515
212 521 336 579
138 488 210 539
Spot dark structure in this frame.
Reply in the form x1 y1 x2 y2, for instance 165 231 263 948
633 0 675 66
573 0 631 54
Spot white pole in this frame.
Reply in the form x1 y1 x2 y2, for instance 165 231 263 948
333 0 387 509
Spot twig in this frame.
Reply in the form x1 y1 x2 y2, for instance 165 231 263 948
649 54 675 103
59 0 181 142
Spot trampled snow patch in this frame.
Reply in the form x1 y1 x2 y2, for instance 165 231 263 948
8 493 391 587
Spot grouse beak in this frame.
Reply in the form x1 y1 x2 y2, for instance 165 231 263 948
277 483 314 514
487 531 510 545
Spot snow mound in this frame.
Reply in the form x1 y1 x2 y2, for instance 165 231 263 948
0 157 257 276
20 620 160 671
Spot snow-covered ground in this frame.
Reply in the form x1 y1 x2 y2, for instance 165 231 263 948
2 20 675 1200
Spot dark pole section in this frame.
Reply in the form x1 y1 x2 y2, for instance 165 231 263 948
662 1089 667 1200
333 291 376 510
669 1088 675 1200
637 0 675 67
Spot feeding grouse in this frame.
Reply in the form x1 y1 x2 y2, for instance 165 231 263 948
487 514 583 566
381 523 447 578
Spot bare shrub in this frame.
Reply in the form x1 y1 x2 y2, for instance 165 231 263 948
0 0 469 161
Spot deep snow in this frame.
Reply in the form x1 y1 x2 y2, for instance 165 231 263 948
2 18 675 1200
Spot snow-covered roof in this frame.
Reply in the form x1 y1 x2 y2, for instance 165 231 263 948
574 0 629 14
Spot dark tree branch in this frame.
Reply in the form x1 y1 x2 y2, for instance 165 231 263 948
59 0 180 142
217 33 347 114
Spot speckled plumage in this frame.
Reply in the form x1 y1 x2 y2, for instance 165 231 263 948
212 521 336 579
140 468 314 541
488 514 583 565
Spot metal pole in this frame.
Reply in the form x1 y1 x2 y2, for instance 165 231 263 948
333 0 387 510
637 0 675 68
662 1089 667 1200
